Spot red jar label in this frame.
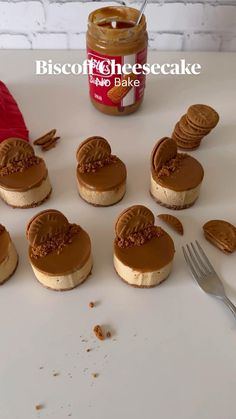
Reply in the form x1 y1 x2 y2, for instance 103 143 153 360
87 47 147 107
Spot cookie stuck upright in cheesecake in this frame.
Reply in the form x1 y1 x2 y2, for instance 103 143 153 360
0 224 18 285
0 138 52 208
26 209 92 291
113 205 175 288
76 136 127 206
150 137 204 210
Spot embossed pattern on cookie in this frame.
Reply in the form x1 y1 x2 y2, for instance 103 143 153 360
115 205 155 239
158 214 184 235
0 138 34 167
27 209 69 247
76 137 111 164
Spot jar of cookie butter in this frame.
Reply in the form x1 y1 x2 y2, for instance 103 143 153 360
86 6 148 115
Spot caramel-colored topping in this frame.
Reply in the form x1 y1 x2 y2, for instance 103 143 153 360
157 154 187 179
78 155 118 173
115 205 155 239
28 209 91 276
0 138 48 192
151 136 204 191
0 159 48 192
152 154 204 192
31 224 81 259
115 225 163 248
114 231 175 272
203 220 236 254
158 214 184 235
0 155 40 176
76 137 125 183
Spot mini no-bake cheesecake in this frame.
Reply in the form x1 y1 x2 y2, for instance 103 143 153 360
0 138 52 208
0 224 18 285
113 205 175 288
26 209 92 291
76 136 127 206
150 137 204 209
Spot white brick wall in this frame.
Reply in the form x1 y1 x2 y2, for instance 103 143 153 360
0 0 236 51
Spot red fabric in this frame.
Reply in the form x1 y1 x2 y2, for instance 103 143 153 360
0 81 29 143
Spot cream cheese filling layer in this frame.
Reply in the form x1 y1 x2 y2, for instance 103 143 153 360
0 175 51 208
150 174 201 208
114 254 173 287
0 242 18 284
31 254 92 291
77 180 126 206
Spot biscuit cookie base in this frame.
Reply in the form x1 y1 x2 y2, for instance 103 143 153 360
30 255 93 291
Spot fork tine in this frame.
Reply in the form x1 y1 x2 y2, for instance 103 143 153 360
190 242 209 275
186 243 205 277
195 240 216 273
182 246 200 280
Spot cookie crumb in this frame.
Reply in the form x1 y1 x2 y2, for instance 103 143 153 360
93 325 104 340
106 331 111 338
53 372 60 377
89 302 95 308
86 348 91 352
39 366 44 370
35 404 44 411
92 373 98 378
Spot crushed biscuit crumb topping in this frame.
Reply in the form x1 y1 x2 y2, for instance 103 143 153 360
157 153 187 179
78 155 118 173
0 156 41 176
31 224 80 259
116 225 163 248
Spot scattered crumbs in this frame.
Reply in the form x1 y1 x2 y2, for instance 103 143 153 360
93 325 104 341
113 338 117 342
89 302 95 308
68 415 72 417
92 373 98 378
81 339 88 343
86 348 91 352
39 366 44 370
35 404 44 411
53 372 60 377
106 331 111 338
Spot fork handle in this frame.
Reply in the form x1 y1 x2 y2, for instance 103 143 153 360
222 296 236 318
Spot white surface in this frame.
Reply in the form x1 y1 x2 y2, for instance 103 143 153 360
0 51 236 419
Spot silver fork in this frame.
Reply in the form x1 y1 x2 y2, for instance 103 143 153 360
182 240 236 318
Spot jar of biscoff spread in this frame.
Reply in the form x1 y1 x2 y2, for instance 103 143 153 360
86 7 148 115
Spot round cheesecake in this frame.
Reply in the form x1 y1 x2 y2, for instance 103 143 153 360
76 137 127 206
27 210 92 291
0 138 52 208
150 137 204 209
113 205 175 288
0 225 18 285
